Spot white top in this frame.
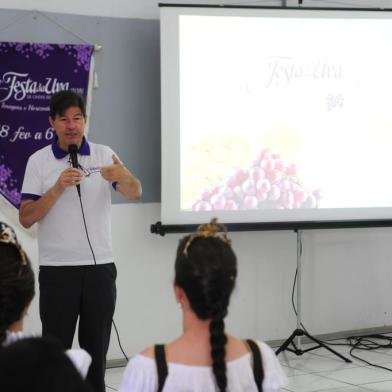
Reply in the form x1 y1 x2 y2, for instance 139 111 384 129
66 347 92 379
119 341 287 392
3 330 91 379
21 140 115 266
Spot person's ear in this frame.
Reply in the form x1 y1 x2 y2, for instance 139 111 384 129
174 285 181 303
174 285 187 307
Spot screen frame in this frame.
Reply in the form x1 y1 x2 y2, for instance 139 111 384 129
159 3 392 232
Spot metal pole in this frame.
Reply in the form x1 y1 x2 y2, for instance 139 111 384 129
296 229 302 349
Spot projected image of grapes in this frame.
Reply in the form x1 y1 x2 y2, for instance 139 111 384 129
187 147 321 211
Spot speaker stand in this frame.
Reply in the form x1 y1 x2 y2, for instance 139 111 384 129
275 230 351 363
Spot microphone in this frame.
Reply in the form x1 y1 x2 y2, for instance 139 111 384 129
68 144 81 197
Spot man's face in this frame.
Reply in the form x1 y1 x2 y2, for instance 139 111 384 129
49 106 86 151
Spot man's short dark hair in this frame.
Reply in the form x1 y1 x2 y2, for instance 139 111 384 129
0 337 93 392
49 90 86 119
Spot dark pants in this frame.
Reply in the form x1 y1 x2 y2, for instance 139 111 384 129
39 264 117 392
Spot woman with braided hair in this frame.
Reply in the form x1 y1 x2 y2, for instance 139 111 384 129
0 221 35 347
119 219 286 392
0 221 92 382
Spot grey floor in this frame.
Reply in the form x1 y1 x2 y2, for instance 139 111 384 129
105 338 392 391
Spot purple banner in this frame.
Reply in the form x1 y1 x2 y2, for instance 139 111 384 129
0 42 93 208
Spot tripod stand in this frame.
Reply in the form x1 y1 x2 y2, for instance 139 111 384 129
275 230 351 363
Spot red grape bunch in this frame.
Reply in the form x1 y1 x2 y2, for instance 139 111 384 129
191 148 321 211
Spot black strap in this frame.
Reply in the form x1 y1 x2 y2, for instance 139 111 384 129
154 344 168 392
246 339 264 392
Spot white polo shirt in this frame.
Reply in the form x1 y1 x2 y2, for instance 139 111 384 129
21 138 116 266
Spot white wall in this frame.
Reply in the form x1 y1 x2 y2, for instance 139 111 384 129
3 204 392 360
4 0 392 20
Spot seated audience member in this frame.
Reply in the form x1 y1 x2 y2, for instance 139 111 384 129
0 221 91 378
0 336 93 392
119 218 287 392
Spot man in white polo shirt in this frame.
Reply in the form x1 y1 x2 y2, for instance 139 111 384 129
19 90 142 392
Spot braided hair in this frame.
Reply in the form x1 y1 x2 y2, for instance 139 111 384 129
0 223 35 346
175 220 237 392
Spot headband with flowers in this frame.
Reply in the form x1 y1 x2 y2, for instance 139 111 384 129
0 222 27 267
183 218 231 256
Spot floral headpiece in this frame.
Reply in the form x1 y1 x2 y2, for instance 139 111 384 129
0 222 27 267
183 218 231 256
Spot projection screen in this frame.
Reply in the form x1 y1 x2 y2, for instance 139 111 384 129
160 4 392 227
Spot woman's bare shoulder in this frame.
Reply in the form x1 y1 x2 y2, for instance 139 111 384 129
140 345 155 358
226 335 250 361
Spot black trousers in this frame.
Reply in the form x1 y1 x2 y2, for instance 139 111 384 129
39 263 117 392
